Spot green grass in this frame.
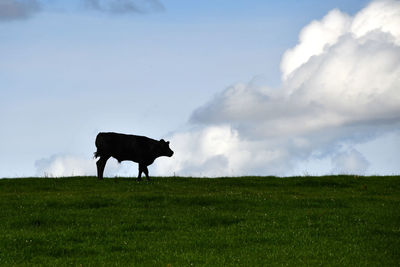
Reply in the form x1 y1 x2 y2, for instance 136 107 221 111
0 176 399 266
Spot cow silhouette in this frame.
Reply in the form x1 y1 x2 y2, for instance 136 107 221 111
94 132 174 180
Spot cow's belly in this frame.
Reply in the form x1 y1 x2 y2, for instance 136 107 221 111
110 150 154 165
111 152 138 163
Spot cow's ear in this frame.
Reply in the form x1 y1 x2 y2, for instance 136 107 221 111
167 141 170 145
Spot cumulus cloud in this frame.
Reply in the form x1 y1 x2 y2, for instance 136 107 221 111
154 125 293 177
84 0 165 14
154 0 400 177
280 8 352 81
0 0 40 21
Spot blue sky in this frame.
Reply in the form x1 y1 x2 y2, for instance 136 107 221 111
1 0 399 177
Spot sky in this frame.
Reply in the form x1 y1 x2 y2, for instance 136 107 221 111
1 0 399 177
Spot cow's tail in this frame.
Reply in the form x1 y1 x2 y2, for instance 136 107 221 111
94 151 101 159
94 133 102 159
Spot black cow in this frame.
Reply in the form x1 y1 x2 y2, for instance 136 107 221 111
94 132 174 180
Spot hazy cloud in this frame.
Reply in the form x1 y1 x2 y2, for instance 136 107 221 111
35 154 147 177
331 149 370 174
35 154 96 177
154 0 400 177
84 0 165 14
0 0 40 21
0 0 164 22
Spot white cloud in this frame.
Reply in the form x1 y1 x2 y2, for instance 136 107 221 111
351 0 400 44
154 0 400 177
0 0 40 21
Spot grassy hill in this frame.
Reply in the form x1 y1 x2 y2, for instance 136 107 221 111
0 176 399 266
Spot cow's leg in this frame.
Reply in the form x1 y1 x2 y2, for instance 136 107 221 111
143 165 150 181
137 164 143 181
138 164 150 181
96 156 109 180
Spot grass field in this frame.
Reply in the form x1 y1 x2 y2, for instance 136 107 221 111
0 176 399 266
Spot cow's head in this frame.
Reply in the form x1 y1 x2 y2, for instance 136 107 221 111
159 139 174 157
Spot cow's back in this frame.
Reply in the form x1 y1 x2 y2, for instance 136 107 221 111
95 132 157 163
